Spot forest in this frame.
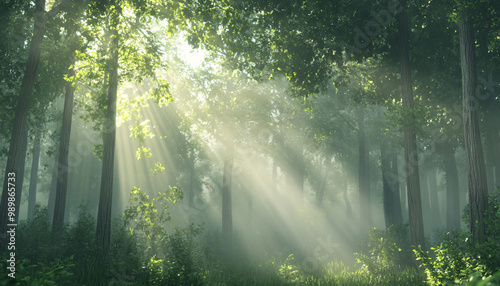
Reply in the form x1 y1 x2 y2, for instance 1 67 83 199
0 0 500 285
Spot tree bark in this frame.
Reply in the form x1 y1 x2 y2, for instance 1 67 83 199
427 166 441 228
28 130 41 220
358 106 372 231
48 154 58 221
398 0 425 247
272 156 278 193
0 0 47 248
379 107 402 228
315 163 328 207
442 147 461 228
342 177 352 216
52 63 75 231
222 141 234 253
188 152 195 208
96 10 120 255
381 133 395 229
390 151 403 224
458 15 489 242
420 162 431 232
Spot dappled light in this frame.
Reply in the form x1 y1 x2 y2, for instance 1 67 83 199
1 0 500 285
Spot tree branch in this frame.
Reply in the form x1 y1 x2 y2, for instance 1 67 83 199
46 0 71 19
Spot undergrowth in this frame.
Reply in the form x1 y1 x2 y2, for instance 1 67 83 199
1 189 499 285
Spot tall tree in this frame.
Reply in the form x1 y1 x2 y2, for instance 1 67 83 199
96 4 120 255
358 105 372 230
27 130 41 220
0 0 68 248
52 60 76 231
222 141 234 253
438 144 461 228
398 0 425 247
458 6 489 242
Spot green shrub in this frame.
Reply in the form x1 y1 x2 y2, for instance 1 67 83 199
415 190 500 285
415 230 484 285
355 224 414 276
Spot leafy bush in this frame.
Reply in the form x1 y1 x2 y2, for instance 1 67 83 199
415 230 484 285
415 190 500 285
16 205 61 262
355 224 414 275
124 186 205 285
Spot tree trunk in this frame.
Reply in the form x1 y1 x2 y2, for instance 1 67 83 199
427 167 441 228
52 63 75 231
398 0 425 247
188 152 195 208
28 130 41 220
379 107 401 228
316 163 328 207
442 147 461 228
48 154 58 221
0 0 47 248
96 11 120 255
342 178 352 216
485 105 500 192
458 15 489 242
390 151 403 224
358 106 372 231
14 127 29 221
296 148 305 195
420 163 432 233
222 142 234 253
381 133 395 229
272 156 278 193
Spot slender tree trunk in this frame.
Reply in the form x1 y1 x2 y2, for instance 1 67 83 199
420 163 432 232
272 156 278 193
0 0 47 248
342 178 352 216
297 148 305 195
96 10 120 255
381 133 395 229
48 154 58 221
52 63 75 231
358 106 372 231
441 147 461 228
316 163 328 207
188 152 195 208
398 0 425 247
222 142 234 253
390 151 403 224
427 167 441 228
458 15 489 242
379 107 401 228
14 127 29 221
28 131 41 220
246 182 253 231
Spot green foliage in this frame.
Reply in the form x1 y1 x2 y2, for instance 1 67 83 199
465 272 500 286
278 254 306 284
124 186 184 259
151 161 165 174
135 146 152 160
92 143 104 160
415 190 500 285
415 230 484 285
16 205 61 262
130 120 155 143
0 256 75 286
355 224 414 276
123 186 206 285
